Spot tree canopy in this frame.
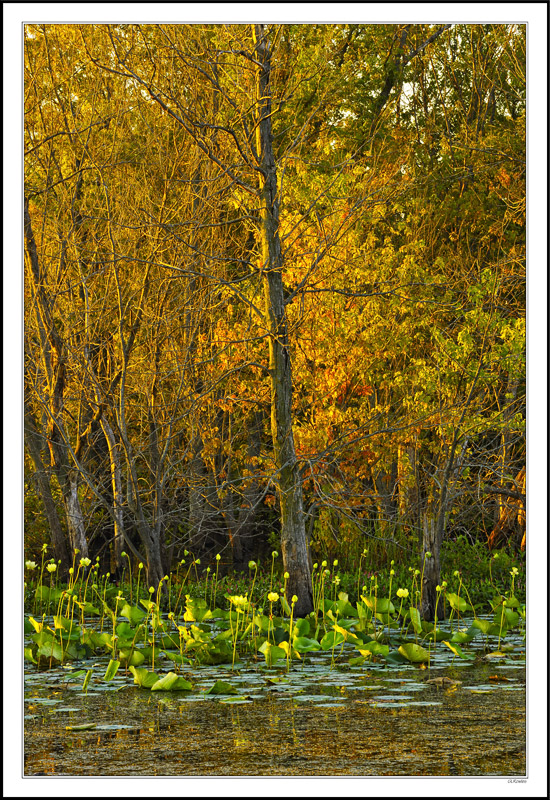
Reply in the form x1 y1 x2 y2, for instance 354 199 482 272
24 23 525 617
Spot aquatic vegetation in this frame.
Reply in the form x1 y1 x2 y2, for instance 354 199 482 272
24 547 526 705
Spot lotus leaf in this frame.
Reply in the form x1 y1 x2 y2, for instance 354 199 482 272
358 641 389 658
120 603 146 625
258 640 286 666
320 630 346 650
450 630 475 644
361 596 395 615
446 593 471 613
470 618 491 635
292 618 310 638
129 666 161 688
104 659 120 680
204 680 238 695
292 636 321 653
151 672 193 692
442 641 470 659
398 642 430 663
118 648 145 667
408 607 423 634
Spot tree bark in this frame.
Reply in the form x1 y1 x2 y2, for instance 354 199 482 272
100 418 125 572
253 24 313 617
24 403 71 574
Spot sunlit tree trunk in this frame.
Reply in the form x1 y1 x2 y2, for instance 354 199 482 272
252 24 313 616
24 402 71 574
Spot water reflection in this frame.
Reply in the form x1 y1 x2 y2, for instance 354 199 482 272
25 668 525 777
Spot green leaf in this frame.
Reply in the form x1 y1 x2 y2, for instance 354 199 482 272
184 597 213 622
120 603 146 625
358 641 389 658
385 650 409 665
27 616 44 633
65 723 96 731
115 621 135 639
450 630 475 643
292 618 310 638
65 669 86 681
129 666 160 689
361 596 395 614
24 646 37 664
204 680 238 695
409 606 423 634
104 659 120 681
493 607 519 629
118 648 145 668
280 595 292 616
151 672 193 692
442 640 470 659
258 641 287 666
161 651 191 665
292 636 321 653
319 630 345 650
470 618 491 635
446 593 471 613
398 642 430 663
37 640 64 663
82 669 93 692
348 655 368 666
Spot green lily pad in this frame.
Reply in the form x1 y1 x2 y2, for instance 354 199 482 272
129 665 161 689
65 722 96 731
293 636 321 653
150 672 193 692
204 680 238 695
398 642 430 663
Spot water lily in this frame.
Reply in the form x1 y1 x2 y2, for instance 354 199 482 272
79 557 91 568
396 588 409 599
267 592 279 603
228 594 248 608
248 560 257 570
46 563 57 573
25 560 37 571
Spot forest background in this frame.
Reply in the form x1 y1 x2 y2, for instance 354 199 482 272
22 19 531 620
4 3 549 798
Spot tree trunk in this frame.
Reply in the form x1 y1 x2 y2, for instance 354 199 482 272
420 512 445 621
24 404 71 574
100 418 124 572
253 24 313 616
64 471 89 558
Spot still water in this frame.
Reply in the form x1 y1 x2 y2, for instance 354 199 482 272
24 658 525 777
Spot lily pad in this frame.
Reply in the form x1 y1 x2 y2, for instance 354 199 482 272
65 722 97 731
398 643 430 663
204 680 238 695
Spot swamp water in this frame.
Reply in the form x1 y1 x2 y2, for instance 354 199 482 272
24 622 526 777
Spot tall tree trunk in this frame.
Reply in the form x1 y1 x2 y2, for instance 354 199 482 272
64 471 89 558
420 512 444 621
253 24 313 617
100 418 124 572
24 404 71 574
